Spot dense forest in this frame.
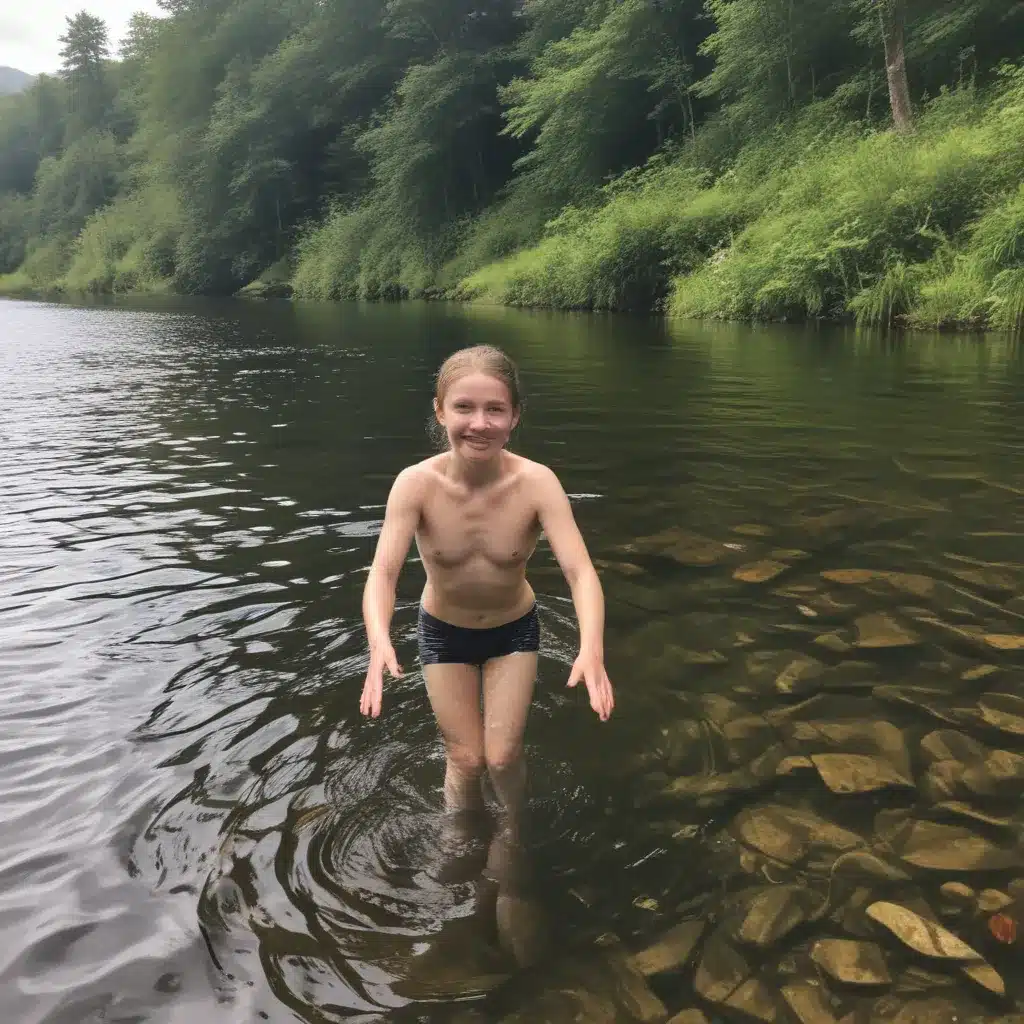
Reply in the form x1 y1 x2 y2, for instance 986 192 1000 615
1 0 1024 331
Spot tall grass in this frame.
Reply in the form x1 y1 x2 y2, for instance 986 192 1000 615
452 68 1024 333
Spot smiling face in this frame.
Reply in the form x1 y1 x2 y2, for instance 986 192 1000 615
434 370 520 461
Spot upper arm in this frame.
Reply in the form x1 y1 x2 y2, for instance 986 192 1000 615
371 466 424 579
535 465 593 583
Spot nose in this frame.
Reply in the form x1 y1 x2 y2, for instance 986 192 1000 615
470 410 488 430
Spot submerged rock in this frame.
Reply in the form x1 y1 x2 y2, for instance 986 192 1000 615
978 692 1024 735
723 977 778 1022
960 961 1005 995
734 560 789 584
938 882 976 911
810 939 890 986
983 634 1024 652
732 804 862 866
492 936 667 1024
895 820 1018 872
730 885 825 949
775 656 826 697
932 802 1013 830
811 753 915 795
865 901 983 960
693 931 752 1003
962 748 1024 798
977 889 1013 914
666 1012 710 1024
822 569 879 585
854 613 921 649
623 527 731 567
630 920 705 977
919 730 987 766
780 981 840 1024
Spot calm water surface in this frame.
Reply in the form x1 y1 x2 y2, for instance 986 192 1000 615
2 296 1023 1024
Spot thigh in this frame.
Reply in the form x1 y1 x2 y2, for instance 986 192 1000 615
482 652 538 760
423 662 484 753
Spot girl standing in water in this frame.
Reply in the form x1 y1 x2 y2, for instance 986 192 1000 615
359 345 614 828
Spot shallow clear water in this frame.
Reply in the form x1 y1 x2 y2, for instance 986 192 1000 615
1 295 1023 1023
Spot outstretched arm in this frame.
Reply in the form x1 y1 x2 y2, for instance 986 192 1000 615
535 465 614 721
360 466 422 716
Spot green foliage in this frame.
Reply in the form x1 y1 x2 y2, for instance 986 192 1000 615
31 130 123 238
501 0 707 208
667 72 1024 330
0 0 1022 338
61 184 182 292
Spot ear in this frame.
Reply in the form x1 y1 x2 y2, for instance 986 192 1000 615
433 396 444 425
511 405 521 430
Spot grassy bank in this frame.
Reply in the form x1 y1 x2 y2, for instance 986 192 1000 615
6 70 1024 336
452 68 1024 332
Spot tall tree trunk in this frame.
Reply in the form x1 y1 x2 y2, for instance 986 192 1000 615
877 0 913 131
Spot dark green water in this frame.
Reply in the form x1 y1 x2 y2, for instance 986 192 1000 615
2 295 1023 1024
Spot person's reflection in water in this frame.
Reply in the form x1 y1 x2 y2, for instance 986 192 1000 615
484 817 549 969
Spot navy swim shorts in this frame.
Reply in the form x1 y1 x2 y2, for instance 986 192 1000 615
417 605 540 667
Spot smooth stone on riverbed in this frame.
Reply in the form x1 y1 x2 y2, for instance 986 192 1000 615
919 730 987 766
810 939 891 986
865 901 983 960
733 804 863 865
693 931 752 1003
734 560 789 584
623 527 730 567
786 719 913 778
962 748 1024 798
978 692 1024 734
983 634 1024 651
961 961 1006 996
666 1012 710 1024
630 920 705 976
933 802 1013 830
731 885 825 948
775 656 826 696
938 882 975 909
976 889 1013 913
896 820 1018 871
724 977 779 1023
781 981 840 1024
811 753 915 794
854 613 921 649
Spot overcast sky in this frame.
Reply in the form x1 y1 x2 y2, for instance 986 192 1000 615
1 1 164 75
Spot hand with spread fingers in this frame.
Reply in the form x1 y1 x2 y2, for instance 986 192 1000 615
567 650 614 721
360 645 402 718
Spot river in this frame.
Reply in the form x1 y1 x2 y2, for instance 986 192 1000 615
2 295 1024 1024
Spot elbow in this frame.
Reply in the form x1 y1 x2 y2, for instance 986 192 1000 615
565 563 601 590
365 561 399 593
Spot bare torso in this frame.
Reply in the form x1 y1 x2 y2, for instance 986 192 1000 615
412 451 541 627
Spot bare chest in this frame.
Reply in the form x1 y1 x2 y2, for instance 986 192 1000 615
419 488 539 569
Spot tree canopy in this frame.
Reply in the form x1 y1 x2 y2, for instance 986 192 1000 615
0 0 1021 298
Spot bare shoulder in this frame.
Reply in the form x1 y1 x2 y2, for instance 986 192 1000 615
388 456 441 506
510 454 565 500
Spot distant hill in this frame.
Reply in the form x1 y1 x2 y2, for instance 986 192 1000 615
0 67 34 95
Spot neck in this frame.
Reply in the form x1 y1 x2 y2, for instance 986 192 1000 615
446 449 504 488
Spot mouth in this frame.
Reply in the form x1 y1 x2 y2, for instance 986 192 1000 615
462 436 491 448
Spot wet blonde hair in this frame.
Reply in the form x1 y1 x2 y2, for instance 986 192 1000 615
430 345 522 449
434 345 521 409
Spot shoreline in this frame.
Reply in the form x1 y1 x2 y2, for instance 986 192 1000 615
0 280 1004 336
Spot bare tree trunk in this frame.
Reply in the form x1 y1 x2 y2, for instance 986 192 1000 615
877 0 913 131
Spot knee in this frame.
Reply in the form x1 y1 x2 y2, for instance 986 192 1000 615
447 743 485 777
486 744 523 776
